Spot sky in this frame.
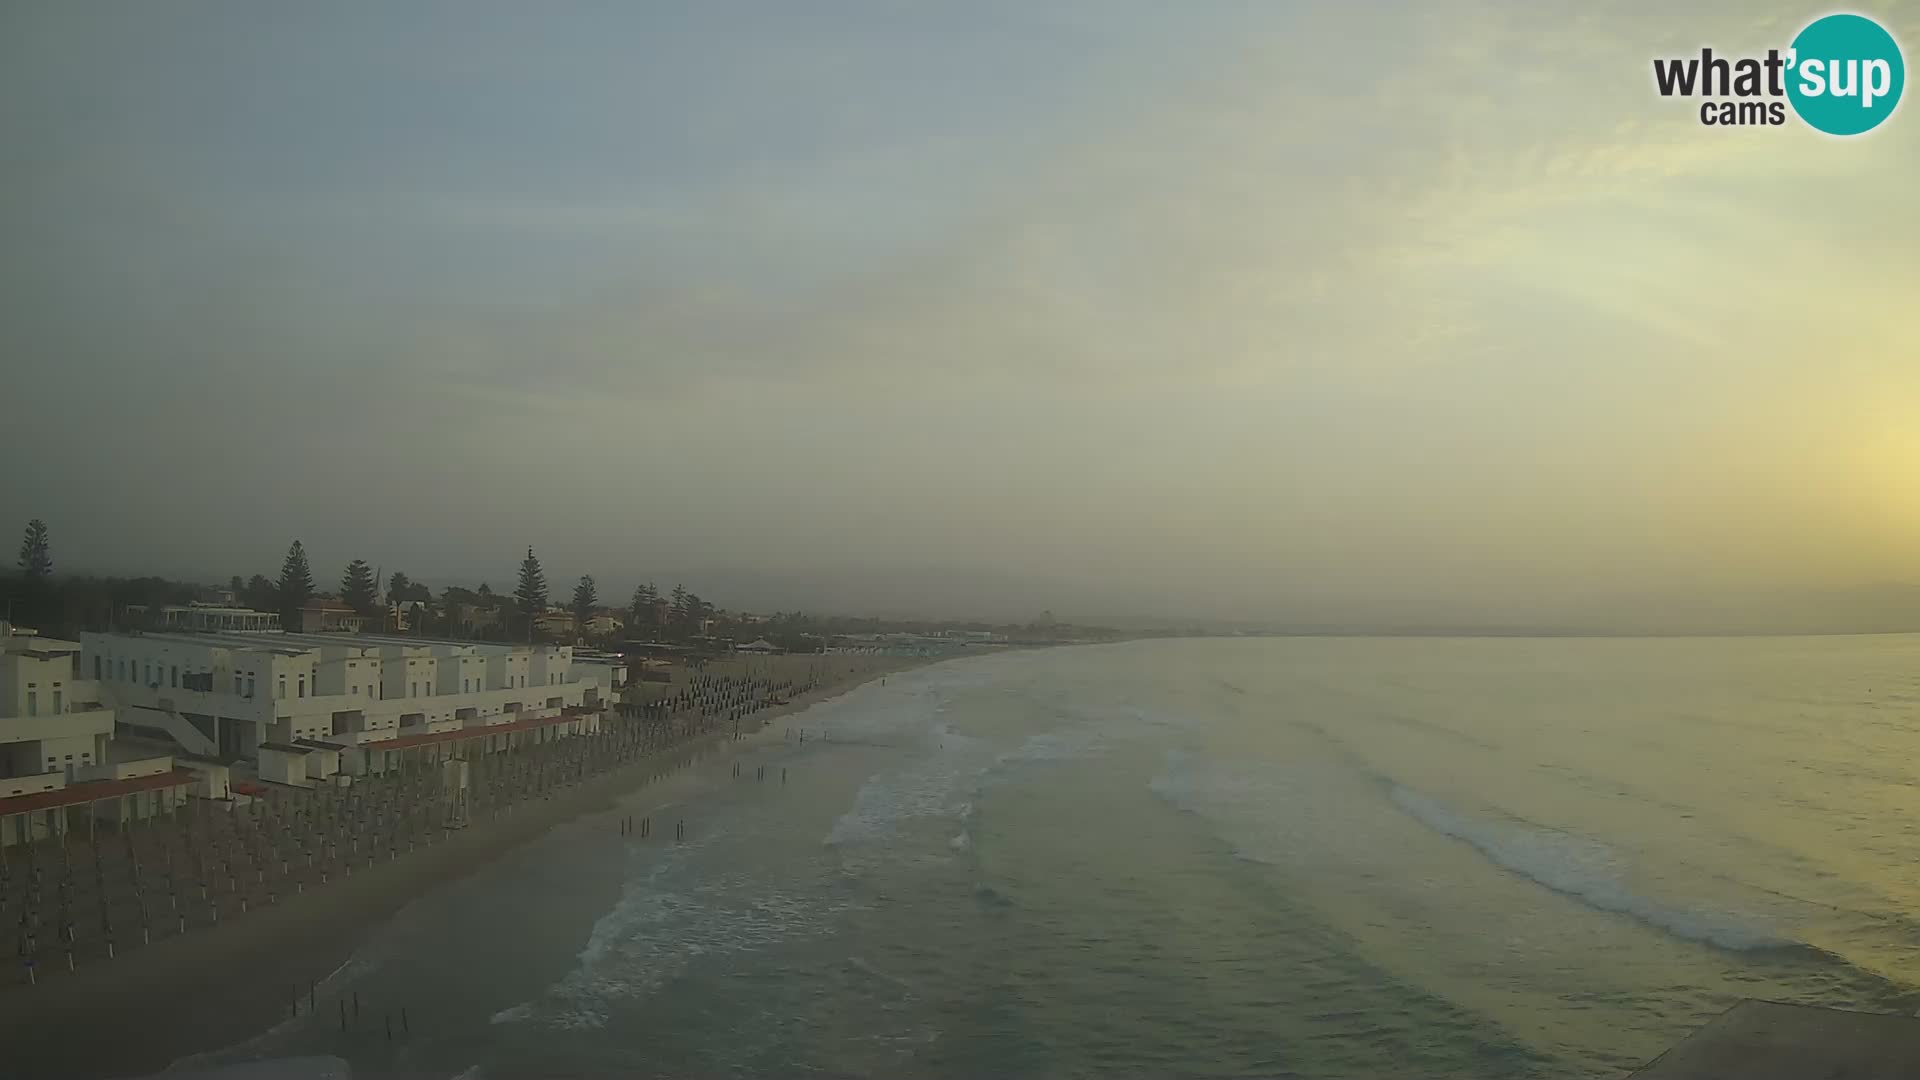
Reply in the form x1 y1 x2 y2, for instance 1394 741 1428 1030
4 1 1919 628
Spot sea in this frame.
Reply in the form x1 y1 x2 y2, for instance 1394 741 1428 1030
168 635 1920 1079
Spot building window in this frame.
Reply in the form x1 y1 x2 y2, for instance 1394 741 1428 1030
298 676 306 698
52 690 62 713
144 663 153 685
246 674 255 698
171 665 179 688
351 685 358 696
26 691 37 717
410 682 417 697
93 656 102 679
278 676 286 699
234 674 243 695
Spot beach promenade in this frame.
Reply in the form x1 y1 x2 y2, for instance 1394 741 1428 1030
3 652 927 1080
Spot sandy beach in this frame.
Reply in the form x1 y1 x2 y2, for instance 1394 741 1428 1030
5 653 934 1080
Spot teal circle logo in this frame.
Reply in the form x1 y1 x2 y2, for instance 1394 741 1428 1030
1786 13 1905 135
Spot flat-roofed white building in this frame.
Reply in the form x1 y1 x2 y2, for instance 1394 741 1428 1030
160 604 280 633
1 622 118 782
572 652 629 701
0 622 191 845
80 630 607 764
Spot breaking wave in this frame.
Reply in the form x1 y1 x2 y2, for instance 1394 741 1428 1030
1387 786 1792 952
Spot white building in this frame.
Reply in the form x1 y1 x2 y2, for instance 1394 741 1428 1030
160 603 280 633
1 623 116 784
79 630 609 765
571 652 630 700
1 622 189 845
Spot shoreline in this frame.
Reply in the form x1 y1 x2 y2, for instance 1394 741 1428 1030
7 654 940 1080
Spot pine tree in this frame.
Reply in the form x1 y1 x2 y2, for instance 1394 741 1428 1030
244 574 277 612
476 582 494 606
277 541 315 624
341 559 379 616
17 519 52 578
572 575 598 632
513 548 547 643
228 574 244 598
514 547 547 614
388 570 412 605
669 583 689 624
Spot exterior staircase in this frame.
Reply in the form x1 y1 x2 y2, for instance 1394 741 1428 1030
130 703 219 758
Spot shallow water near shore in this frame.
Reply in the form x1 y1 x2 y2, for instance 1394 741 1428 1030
177 636 1920 1079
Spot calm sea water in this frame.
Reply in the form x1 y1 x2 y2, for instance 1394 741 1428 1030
183 636 1920 1079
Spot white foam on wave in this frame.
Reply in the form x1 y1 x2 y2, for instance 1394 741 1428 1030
996 730 1104 764
494 864 856 1029
488 1001 535 1025
824 714 995 848
1152 749 1793 954
827 756 979 847
158 949 381 1073
1388 786 1791 951
824 723 1098 853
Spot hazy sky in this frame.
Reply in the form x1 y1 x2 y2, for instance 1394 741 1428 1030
4 2 1919 626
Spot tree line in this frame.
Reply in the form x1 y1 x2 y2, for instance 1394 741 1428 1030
4 520 773 647
8 519 1103 650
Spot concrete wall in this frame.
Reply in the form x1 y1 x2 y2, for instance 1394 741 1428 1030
82 634 305 711
529 646 572 688
0 648 74 718
177 759 231 799
315 646 382 697
382 650 440 702
485 650 530 691
258 748 310 787
436 653 486 695
0 770 64 799
303 748 340 779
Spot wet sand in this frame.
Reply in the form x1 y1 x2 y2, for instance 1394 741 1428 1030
6 654 934 1080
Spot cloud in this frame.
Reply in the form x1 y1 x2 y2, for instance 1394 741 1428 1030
6 1 1920 624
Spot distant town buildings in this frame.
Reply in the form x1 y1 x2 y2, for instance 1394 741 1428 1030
160 603 280 634
300 599 363 634
826 630 1007 656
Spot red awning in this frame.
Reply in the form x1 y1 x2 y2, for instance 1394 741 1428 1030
0 768 197 816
